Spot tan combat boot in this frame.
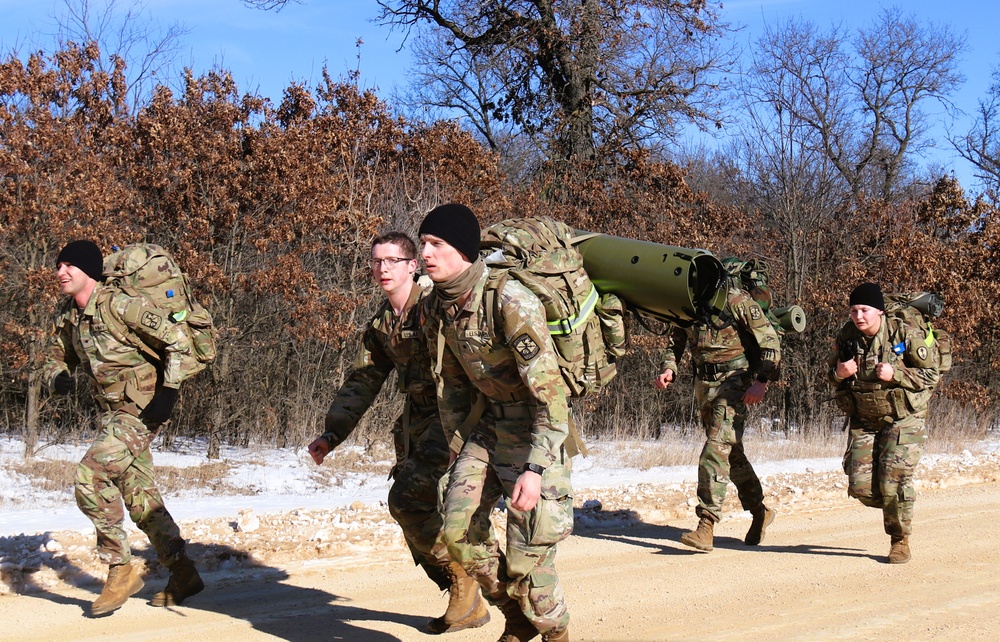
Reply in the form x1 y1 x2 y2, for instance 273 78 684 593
745 504 776 546
497 598 539 642
91 560 145 616
542 626 570 642
150 552 204 607
888 536 911 564
425 561 490 634
680 516 715 552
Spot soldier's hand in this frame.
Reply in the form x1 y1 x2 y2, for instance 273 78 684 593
743 381 767 405
308 437 331 465
654 369 674 390
835 359 858 380
875 363 895 382
53 372 75 395
511 470 542 511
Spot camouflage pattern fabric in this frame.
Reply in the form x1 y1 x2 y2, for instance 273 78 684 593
692 373 764 522
322 282 437 453
425 267 573 635
40 284 193 395
426 269 570 465
660 286 780 522
386 401 455 578
320 282 463 581
830 315 939 536
842 421 926 536
39 284 194 566
76 410 185 565
829 315 940 423
660 286 781 382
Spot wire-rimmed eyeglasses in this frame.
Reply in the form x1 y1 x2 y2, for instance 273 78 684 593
368 257 413 269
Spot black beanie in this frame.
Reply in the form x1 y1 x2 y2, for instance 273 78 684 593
56 240 104 282
849 282 884 311
418 203 481 262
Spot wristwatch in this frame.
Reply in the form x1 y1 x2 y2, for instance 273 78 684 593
523 462 546 475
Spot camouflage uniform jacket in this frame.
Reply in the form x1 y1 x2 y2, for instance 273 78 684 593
425 267 569 469
40 284 193 410
828 315 940 423
660 285 781 383
322 280 436 450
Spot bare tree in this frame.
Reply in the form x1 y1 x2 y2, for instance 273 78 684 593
748 9 965 202
54 0 188 113
953 68 1000 198
242 0 302 10
377 0 737 162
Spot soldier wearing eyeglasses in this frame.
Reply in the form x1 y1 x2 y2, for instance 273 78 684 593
307 231 489 634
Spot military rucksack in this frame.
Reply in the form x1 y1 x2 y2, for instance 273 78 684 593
480 216 628 397
884 292 952 376
102 243 217 377
723 257 806 336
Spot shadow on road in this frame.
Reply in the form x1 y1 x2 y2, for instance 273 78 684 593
569 507 876 560
1 535 425 641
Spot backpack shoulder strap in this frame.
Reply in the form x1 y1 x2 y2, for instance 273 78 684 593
484 269 510 341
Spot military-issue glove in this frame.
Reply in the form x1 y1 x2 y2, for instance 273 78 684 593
53 372 75 395
141 387 179 425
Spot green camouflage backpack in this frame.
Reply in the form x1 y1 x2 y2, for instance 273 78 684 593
722 257 806 336
480 216 628 397
884 292 952 376
102 243 217 377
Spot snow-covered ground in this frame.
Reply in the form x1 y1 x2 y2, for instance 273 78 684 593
0 434 847 538
2 432 999 597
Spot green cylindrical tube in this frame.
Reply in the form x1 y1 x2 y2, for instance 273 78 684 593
772 305 807 333
573 233 727 325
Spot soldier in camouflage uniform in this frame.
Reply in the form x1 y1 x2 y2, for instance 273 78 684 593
307 232 489 634
419 204 573 642
655 267 781 553
830 282 940 564
38 240 203 616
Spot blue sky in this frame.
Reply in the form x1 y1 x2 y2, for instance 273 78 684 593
2 1 998 189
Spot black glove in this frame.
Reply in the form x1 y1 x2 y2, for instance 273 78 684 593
53 372 75 395
141 387 179 425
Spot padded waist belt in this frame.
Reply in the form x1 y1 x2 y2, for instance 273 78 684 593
491 401 537 420
696 356 750 378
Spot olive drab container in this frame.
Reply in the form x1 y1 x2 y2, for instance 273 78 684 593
772 304 807 333
571 232 728 326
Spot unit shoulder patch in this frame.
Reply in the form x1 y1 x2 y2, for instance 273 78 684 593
141 311 162 331
513 333 540 361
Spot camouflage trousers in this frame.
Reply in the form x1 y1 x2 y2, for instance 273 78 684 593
75 410 184 566
386 411 454 590
441 425 573 635
843 418 927 537
693 373 764 523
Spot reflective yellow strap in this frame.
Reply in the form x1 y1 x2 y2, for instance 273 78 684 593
924 324 936 348
548 285 598 336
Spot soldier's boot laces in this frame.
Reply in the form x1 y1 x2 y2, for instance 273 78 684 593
496 598 539 642
680 516 715 552
542 626 570 642
745 504 776 546
425 562 490 634
151 552 204 607
888 536 911 564
91 560 144 616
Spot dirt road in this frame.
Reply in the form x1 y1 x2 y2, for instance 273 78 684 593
3 470 1000 642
